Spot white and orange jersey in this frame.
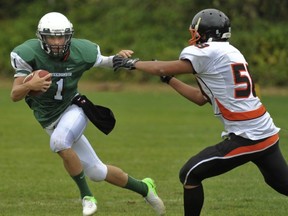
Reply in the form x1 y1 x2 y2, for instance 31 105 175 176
180 42 280 140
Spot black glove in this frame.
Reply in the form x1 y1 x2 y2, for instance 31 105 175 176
160 75 173 84
113 55 139 71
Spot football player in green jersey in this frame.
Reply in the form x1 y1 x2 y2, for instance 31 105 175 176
10 12 165 216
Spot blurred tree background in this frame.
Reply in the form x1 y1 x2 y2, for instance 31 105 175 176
0 0 287 86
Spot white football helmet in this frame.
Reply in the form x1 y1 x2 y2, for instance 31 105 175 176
36 12 74 58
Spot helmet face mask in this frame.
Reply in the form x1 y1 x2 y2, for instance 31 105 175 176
188 17 202 45
189 8 231 45
36 12 74 58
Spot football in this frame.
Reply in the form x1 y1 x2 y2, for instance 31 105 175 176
23 70 51 96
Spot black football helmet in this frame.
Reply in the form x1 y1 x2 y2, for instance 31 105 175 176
189 8 231 45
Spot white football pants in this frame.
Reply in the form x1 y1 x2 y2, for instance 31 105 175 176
45 104 108 181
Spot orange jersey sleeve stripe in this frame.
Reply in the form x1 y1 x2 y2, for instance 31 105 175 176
224 133 279 157
215 98 266 121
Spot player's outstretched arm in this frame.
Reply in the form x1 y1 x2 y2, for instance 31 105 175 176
113 55 207 105
113 56 193 76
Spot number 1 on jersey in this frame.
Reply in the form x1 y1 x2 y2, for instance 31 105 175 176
54 79 63 100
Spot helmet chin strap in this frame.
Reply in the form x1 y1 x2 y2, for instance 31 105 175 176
62 50 70 61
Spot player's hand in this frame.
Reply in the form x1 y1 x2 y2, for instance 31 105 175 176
117 50 134 58
160 75 173 84
113 55 139 71
30 73 52 92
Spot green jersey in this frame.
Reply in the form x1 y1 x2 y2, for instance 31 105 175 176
11 38 100 128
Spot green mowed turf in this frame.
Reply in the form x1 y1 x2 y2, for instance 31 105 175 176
0 84 287 216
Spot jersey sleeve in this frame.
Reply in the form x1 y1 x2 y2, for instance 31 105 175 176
179 45 211 74
10 44 34 77
92 46 114 68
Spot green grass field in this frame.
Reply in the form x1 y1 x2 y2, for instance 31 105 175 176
0 82 287 216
